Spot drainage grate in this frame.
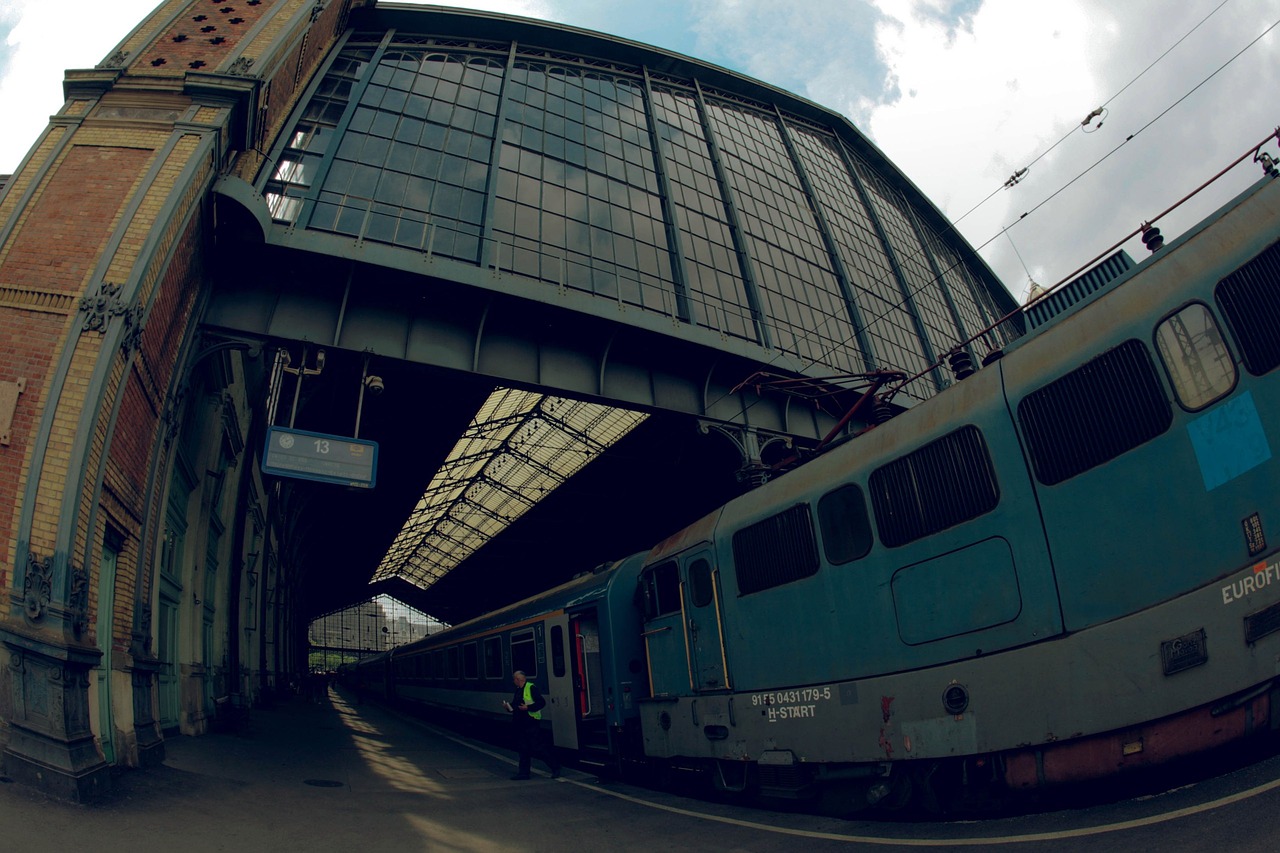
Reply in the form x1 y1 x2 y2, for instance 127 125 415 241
303 779 344 788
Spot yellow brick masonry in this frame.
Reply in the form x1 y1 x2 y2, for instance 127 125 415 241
0 127 70 263
9 133 160 567
69 134 213 580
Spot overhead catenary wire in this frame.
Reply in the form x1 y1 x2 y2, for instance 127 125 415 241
708 5 1280 418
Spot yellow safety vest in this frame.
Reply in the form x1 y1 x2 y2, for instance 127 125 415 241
523 681 541 720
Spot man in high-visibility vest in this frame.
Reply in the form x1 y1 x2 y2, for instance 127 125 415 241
506 670 561 779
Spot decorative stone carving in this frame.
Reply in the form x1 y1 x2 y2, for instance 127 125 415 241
161 386 187 446
69 563 89 639
311 2 327 22
119 304 146 357
79 282 127 334
23 552 53 622
138 602 152 645
98 50 129 69
227 56 255 76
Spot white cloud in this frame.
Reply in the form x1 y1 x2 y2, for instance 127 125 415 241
0 0 161 173
864 0 1280 299
0 0 552 174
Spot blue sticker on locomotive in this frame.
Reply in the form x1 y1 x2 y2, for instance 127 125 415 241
1187 391 1272 491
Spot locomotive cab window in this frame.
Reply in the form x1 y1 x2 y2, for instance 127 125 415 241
641 560 681 618
687 558 714 607
818 484 873 564
1154 303 1236 410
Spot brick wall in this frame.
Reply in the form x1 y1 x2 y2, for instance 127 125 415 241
0 145 153 584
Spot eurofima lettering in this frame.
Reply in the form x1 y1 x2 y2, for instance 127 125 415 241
1222 559 1280 604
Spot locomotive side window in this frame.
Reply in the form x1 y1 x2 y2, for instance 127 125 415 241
511 629 538 678
1018 339 1171 485
462 642 479 679
687 558 714 607
1216 240 1280 375
817 484 873 564
483 636 503 679
869 426 999 547
1154 303 1236 410
732 504 819 595
641 561 681 618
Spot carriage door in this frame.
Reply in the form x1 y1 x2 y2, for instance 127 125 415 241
543 615 578 751
569 612 607 749
682 551 730 691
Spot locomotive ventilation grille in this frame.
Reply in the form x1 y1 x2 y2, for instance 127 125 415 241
1216 239 1280 376
868 425 999 547
1244 600 1280 645
1017 340 1172 486
732 504 820 595
1023 251 1134 330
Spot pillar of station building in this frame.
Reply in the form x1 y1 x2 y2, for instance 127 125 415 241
0 0 356 802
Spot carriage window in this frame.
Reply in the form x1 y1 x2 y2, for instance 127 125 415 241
511 630 537 678
641 560 681 618
462 642 479 679
1155 304 1236 410
687 558 714 607
732 504 819 595
551 626 566 678
870 426 999 547
818 484 873 564
446 646 460 679
1018 339 1171 485
483 636 503 679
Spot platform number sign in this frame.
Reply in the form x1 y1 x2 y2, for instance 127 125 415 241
262 426 378 488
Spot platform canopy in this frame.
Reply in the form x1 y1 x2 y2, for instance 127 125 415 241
372 387 647 590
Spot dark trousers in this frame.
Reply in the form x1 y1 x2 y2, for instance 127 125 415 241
515 723 560 775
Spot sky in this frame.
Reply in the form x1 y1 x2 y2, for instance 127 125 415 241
1 0 1277 301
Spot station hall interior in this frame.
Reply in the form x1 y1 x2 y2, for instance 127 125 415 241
0 0 1027 803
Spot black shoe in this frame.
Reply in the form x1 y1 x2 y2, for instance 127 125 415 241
510 773 530 780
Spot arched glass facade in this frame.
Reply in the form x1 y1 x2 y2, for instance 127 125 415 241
262 19 1020 400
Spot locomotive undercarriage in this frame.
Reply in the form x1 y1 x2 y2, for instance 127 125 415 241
664 677 1280 817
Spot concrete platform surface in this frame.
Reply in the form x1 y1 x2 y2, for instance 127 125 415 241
6 687 1280 853
0 688 857 852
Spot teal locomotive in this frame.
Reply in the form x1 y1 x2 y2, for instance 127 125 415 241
351 163 1280 811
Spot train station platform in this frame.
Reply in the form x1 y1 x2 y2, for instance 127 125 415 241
5 686 1280 852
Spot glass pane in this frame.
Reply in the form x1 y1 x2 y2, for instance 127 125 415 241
818 484 873 564
687 558 714 608
1155 304 1237 410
